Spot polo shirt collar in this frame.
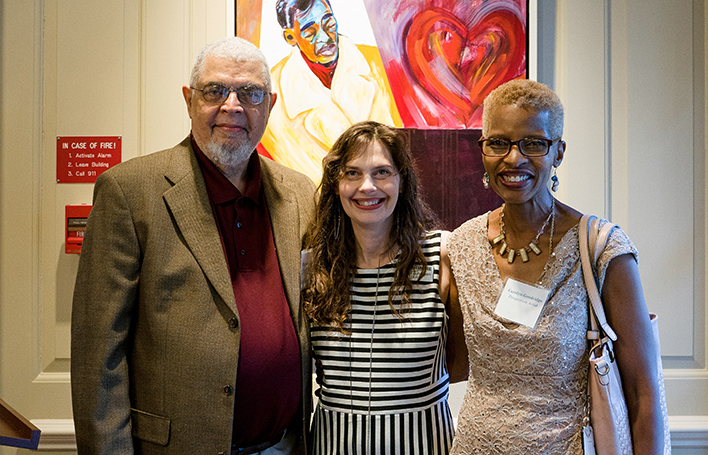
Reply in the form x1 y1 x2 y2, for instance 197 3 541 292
191 135 262 206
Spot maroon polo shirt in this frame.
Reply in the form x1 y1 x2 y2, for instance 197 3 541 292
192 138 301 448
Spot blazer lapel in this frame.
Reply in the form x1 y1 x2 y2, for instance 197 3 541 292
162 140 237 313
260 157 302 318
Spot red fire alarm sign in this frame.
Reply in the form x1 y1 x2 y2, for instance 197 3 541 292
56 136 122 183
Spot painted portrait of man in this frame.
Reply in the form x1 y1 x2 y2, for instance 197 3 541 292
260 0 402 184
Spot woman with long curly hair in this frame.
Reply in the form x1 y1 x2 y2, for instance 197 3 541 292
303 121 467 455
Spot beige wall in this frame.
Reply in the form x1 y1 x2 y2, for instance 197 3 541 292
558 0 708 451
0 0 706 453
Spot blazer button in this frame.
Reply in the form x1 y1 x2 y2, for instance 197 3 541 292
223 385 234 396
228 317 238 329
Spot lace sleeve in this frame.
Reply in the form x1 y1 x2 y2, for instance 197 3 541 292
595 220 639 291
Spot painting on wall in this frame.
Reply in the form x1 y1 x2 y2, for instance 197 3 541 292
235 0 525 228
365 0 527 129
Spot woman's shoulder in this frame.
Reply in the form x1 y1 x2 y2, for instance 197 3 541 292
580 215 636 251
449 212 490 242
445 213 492 264
587 218 639 288
596 219 638 258
421 229 446 250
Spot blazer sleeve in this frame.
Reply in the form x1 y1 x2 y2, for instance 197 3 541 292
71 170 141 455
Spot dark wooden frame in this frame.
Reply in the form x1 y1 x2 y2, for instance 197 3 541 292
0 398 41 450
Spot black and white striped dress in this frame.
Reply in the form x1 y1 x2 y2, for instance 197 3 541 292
311 231 454 455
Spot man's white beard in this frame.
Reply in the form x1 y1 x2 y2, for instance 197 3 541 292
205 140 254 171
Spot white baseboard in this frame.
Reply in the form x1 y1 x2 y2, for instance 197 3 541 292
669 416 708 448
30 419 76 451
29 416 708 451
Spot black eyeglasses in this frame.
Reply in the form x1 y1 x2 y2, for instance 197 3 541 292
479 137 562 157
191 84 267 106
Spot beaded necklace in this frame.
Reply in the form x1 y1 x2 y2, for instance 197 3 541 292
493 198 556 264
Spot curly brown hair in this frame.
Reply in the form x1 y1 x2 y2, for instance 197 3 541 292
303 121 436 332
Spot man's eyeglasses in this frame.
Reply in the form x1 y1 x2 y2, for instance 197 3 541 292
479 137 562 157
191 84 267 106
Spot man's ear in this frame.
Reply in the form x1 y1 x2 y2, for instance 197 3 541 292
182 86 193 118
283 29 297 46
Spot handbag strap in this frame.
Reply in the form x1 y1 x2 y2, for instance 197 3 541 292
579 214 618 342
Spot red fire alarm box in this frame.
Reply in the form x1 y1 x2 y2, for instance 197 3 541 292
66 204 92 254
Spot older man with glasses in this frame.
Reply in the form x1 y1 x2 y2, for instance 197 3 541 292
71 37 316 455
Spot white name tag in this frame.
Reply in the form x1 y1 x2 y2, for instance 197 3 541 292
494 278 551 328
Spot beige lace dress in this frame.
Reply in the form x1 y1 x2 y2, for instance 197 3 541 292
447 213 637 454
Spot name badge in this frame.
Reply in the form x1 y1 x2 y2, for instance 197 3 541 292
494 278 551 328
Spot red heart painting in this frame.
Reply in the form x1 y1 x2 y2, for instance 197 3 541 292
370 0 527 129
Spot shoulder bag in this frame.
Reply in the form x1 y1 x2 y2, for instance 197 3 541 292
579 215 671 455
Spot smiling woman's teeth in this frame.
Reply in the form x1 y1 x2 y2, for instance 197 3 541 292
357 199 382 206
503 175 530 182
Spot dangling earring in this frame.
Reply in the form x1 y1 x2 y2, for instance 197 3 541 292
551 167 559 192
482 172 490 189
